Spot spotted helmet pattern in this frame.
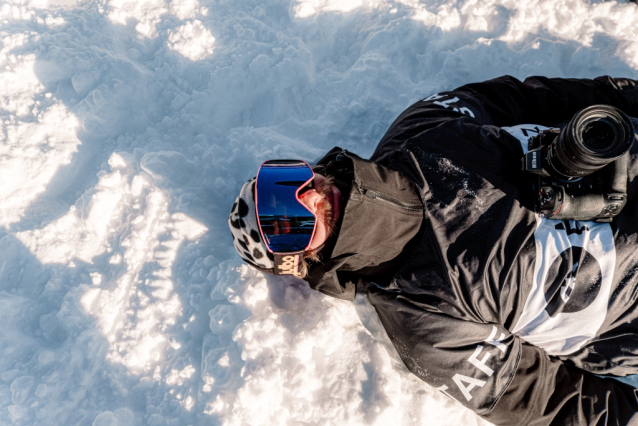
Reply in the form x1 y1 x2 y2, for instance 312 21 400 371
228 178 275 271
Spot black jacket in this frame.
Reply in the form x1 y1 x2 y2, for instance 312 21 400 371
307 76 638 425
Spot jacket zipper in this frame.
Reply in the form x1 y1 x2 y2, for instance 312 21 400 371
356 182 422 211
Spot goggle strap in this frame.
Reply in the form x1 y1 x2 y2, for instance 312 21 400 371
274 252 304 278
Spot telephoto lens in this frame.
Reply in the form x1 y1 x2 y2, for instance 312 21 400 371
548 105 635 179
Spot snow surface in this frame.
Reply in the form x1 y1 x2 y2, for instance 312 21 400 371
1 0 638 425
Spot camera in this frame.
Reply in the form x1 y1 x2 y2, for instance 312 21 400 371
521 105 635 222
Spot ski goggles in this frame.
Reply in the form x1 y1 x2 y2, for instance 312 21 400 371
255 159 317 277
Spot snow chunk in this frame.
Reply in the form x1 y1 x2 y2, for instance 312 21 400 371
182 395 195 410
107 0 168 37
113 408 135 426
10 376 34 405
37 351 55 365
167 20 215 61
401 0 462 31
108 152 129 170
170 0 206 20
293 0 364 18
0 4 35 21
44 15 65 26
27 0 83 9
165 365 195 386
92 411 118 426
90 272 103 286
71 69 101 96
141 151 196 185
294 2 316 18
8 405 23 420
34 384 48 398
209 305 237 334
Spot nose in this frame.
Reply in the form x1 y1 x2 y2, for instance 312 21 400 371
298 188 322 215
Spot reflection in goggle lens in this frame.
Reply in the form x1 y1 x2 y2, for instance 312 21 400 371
256 160 316 253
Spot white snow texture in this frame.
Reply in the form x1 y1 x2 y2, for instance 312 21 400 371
0 0 637 425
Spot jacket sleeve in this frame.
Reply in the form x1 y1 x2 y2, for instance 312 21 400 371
456 75 638 127
366 284 638 426
486 343 638 426
372 75 638 165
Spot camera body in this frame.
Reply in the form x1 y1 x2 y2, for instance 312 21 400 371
521 105 635 223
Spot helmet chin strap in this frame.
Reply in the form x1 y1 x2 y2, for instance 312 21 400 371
273 251 304 278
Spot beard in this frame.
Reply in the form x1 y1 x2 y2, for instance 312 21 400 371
302 175 337 265
316 175 335 237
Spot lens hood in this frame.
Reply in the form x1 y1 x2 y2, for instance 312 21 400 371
548 105 635 179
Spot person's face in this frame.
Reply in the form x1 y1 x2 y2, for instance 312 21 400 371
297 174 343 250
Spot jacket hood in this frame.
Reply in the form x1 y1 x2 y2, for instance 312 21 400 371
305 148 424 300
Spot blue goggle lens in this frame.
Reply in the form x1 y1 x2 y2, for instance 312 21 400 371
255 160 316 253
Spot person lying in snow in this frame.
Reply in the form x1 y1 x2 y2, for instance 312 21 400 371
228 75 638 426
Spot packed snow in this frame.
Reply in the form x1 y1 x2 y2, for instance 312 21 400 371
1 0 638 425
